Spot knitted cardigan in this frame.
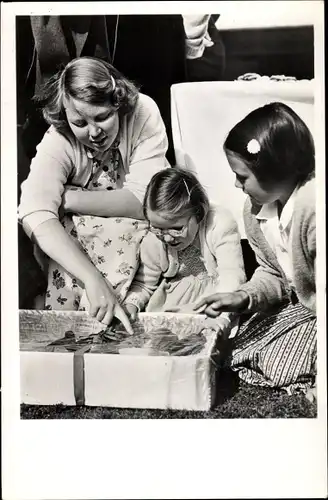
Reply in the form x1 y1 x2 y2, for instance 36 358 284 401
125 204 246 311
18 93 169 238
240 176 316 314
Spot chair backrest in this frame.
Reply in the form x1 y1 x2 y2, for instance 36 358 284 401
171 80 314 238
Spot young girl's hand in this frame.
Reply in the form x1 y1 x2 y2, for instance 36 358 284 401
193 291 250 317
84 274 134 334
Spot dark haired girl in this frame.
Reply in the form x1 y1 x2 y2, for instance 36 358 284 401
195 102 317 401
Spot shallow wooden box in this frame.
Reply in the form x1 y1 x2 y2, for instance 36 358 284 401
20 310 221 411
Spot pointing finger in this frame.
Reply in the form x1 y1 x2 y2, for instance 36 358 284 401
96 306 107 323
89 304 99 317
101 309 115 326
115 306 134 336
193 298 208 310
193 303 207 314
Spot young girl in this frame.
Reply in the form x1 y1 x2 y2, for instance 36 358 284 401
194 102 317 399
123 167 246 335
18 56 169 331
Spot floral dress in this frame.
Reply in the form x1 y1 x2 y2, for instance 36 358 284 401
45 139 149 311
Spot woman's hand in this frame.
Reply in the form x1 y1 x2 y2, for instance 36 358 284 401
193 291 250 317
84 274 134 334
124 303 138 322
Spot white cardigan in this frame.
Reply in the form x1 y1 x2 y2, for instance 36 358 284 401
125 204 246 311
18 93 169 238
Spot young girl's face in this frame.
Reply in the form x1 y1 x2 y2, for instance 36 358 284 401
64 97 119 151
226 151 292 205
147 209 199 251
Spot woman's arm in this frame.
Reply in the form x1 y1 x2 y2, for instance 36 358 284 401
30 218 133 332
18 127 77 237
62 187 145 219
62 95 169 218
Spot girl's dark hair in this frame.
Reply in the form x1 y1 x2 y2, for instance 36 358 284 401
33 56 140 131
224 102 315 185
143 167 210 223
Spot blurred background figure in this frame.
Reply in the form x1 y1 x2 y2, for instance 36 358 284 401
16 15 188 169
183 14 226 82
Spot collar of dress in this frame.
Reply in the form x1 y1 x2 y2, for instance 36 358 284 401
256 183 300 231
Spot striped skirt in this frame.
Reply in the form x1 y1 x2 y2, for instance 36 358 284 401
228 302 317 395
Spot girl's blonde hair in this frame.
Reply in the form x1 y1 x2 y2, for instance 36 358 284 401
34 56 139 131
143 167 210 223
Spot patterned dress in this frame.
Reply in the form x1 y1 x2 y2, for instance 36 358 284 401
45 139 149 311
228 301 316 395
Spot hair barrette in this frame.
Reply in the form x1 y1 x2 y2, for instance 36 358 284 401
183 179 191 199
247 139 261 154
110 75 116 92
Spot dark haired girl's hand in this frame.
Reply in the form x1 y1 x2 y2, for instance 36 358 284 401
84 274 134 335
305 386 317 404
193 291 250 317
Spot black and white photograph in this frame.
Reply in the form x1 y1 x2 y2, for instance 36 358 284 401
2 1 327 499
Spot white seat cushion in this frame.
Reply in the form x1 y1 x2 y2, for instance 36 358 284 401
171 80 314 237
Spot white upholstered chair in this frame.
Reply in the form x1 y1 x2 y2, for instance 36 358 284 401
170 80 315 238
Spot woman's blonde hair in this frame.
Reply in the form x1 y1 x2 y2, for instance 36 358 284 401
34 56 140 131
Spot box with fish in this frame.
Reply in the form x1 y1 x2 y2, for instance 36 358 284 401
20 309 224 411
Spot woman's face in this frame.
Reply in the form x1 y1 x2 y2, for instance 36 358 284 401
226 151 291 205
64 97 119 151
147 209 199 251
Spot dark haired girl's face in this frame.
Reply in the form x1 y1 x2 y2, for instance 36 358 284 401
226 152 292 205
64 97 119 151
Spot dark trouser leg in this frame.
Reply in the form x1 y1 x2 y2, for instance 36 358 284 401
186 18 226 82
107 14 187 165
18 224 47 309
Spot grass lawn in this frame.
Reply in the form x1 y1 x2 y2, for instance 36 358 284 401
20 369 316 419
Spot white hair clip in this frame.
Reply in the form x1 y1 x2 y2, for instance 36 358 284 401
110 75 116 92
247 139 261 154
